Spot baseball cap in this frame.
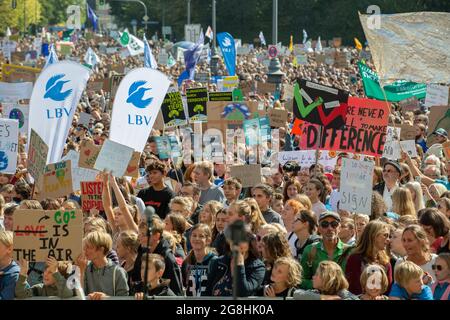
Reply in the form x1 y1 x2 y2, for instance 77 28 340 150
433 128 448 137
318 211 341 222
383 160 402 174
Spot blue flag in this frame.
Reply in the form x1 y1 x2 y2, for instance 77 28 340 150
217 32 236 76
44 44 58 69
143 34 157 69
87 4 98 31
178 31 204 86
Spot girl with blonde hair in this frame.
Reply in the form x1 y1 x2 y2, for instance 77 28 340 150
244 198 267 234
392 187 417 217
263 256 303 298
405 181 425 212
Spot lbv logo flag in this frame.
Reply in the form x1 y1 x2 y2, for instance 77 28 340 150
217 32 236 76
28 61 90 163
109 68 170 152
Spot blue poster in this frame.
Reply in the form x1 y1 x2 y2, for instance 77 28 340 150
155 136 171 159
217 32 236 76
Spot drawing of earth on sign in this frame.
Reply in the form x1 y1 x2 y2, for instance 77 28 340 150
8 108 25 128
220 103 252 120
0 151 8 171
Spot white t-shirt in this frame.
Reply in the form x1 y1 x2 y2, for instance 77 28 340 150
287 232 298 257
395 254 438 284
383 184 398 212
329 189 340 212
312 201 327 220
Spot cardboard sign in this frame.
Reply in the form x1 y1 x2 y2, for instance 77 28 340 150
79 140 102 169
334 51 349 68
39 160 73 201
207 101 264 136
87 81 104 92
81 182 104 211
194 73 210 83
339 158 374 215
0 118 19 174
94 139 133 177
62 150 98 192
399 124 416 141
27 129 49 182
208 91 233 101
425 84 449 107
110 74 125 96
426 106 449 147
2 64 41 83
78 112 92 128
382 126 402 160
278 150 337 172
161 91 187 127
230 164 262 188
124 151 141 178
3 102 29 135
186 88 208 122
300 97 390 157
268 108 288 127
293 79 349 129
442 141 450 161
13 209 83 262
256 82 276 95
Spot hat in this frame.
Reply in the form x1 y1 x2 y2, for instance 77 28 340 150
433 128 448 137
318 211 341 222
383 160 401 174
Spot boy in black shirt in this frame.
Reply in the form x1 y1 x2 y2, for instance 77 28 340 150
137 161 175 219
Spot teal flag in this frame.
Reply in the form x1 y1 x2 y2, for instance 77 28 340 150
358 62 426 102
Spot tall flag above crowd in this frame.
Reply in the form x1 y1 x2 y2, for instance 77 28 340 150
302 29 308 44
178 30 205 85
43 44 59 69
259 31 266 46
205 26 214 40
143 34 157 69
86 3 98 32
217 32 236 76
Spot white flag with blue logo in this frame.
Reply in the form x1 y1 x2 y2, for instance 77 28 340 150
84 47 100 68
44 44 59 69
28 61 90 163
109 68 170 152
143 34 157 69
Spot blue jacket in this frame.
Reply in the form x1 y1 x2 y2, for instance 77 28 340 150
0 260 20 300
205 254 265 297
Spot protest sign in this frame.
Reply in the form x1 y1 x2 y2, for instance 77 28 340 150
0 82 33 102
208 91 233 101
0 118 19 174
28 61 90 164
293 79 349 129
382 126 401 160
1 64 41 83
161 91 187 128
256 82 276 95
399 124 416 141
2 102 29 135
268 108 288 127
78 112 92 128
81 182 104 211
109 68 170 152
13 209 83 262
38 160 73 201
62 150 98 191
425 84 449 107
334 51 349 68
443 141 450 161
194 73 210 83
27 129 49 182
399 97 420 112
94 140 134 177
79 140 102 169
278 150 337 172
230 164 262 188
300 97 390 157
426 106 450 147
186 88 208 122
223 76 239 91
125 151 141 178
110 74 125 97
87 81 104 93
339 158 374 215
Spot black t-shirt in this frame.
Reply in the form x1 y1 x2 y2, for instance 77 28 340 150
137 186 175 219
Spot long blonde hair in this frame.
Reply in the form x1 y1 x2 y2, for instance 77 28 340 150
352 220 390 266
392 187 416 217
315 261 349 295
404 182 425 212
244 198 267 234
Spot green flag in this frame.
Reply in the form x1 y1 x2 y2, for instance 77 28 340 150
358 62 426 102
120 31 130 46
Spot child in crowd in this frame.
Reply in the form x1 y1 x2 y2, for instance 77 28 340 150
263 256 302 298
359 264 389 300
0 230 19 300
222 178 242 208
15 257 74 298
76 231 129 299
431 253 450 300
135 253 175 299
389 261 433 300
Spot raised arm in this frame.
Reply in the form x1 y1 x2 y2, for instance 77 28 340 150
101 171 117 234
109 175 138 233
402 151 434 186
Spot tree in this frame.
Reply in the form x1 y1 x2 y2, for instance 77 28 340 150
0 0 41 35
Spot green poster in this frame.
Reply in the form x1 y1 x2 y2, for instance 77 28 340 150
358 62 426 102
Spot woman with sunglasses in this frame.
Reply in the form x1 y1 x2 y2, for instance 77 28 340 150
345 220 393 295
431 253 450 300
292 210 320 261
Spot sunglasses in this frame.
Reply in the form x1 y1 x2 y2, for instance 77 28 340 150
320 220 339 229
432 264 444 271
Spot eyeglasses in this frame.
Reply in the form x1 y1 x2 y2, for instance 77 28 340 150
320 220 339 229
432 264 444 271
294 217 304 223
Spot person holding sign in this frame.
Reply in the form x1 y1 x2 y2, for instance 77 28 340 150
373 161 402 212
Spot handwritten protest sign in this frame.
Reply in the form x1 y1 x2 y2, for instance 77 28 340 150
94 139 133 177
186 88 208 122
2 102 29 135
426 106 449 148
38 160 73 201
81 182 104 211
339 158 374 215
425 84 449 107
27 129 48 182
399 124 416 141
78 112 92 128
278 150 337 172
230 164 262 188
161 91 187 127
62 150 98 191
13 209 83 262
382 126 401 160
268 108 288 127
79 140 101 169
0 118 18 174
293 79 349 129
